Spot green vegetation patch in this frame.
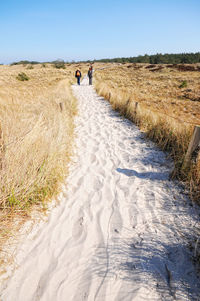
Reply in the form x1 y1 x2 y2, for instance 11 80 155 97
179 80 188 88
52 60 66 69
16 72 30 81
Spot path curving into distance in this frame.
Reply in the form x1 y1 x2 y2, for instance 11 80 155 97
1 77 200 301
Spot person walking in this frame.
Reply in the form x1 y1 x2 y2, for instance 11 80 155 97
75 69 82 85
88 66 93 85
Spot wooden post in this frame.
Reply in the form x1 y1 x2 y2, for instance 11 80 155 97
184 126 200 166
59 102 64 112
108 92 111 101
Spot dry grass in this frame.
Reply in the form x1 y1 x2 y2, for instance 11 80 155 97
0 63 89 269
94 63 200 203
95 62 200 123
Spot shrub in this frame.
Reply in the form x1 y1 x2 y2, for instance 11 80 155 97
177 65 196 72
52 60 66 69
179 80 187 88
145 64 156 69
27 65 34 70
16 72 30 81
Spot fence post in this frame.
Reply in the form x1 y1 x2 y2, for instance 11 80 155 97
59 102 64 112
184 126 200 167
108 92 111 101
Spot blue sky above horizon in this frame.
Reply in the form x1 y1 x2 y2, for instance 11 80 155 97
0 0 200 63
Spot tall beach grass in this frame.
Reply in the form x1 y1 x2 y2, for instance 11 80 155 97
0 64 77 268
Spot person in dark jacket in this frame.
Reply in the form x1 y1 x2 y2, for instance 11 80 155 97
75 69 82 85
87 66 93 85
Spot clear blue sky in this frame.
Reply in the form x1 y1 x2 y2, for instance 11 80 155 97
0 0 200 63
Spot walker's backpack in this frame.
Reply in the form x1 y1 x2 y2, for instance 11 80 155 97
76 70 80 77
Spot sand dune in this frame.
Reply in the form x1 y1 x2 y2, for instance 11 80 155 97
0 77 199 301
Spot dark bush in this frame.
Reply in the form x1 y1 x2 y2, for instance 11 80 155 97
16 72 29 81
26 65 34 70
176 65 196 72
52 60 66 69
179 80 188 88
145 64 156 69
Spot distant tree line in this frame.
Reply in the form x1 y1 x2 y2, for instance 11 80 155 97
10 59 66 66
6 52 200 66
9 59 66 69
10 60 40 65
92 52 200 64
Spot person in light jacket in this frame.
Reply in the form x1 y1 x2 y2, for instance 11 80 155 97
88 66 93 85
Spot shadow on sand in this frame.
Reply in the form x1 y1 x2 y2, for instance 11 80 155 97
91 235 200 301
116 168 169 181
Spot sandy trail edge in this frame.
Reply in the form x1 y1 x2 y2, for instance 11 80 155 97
0 77 200 301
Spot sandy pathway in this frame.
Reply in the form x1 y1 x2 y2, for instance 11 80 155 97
0 77 200 301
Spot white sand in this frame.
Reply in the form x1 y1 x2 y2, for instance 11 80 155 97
0 77 200 301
